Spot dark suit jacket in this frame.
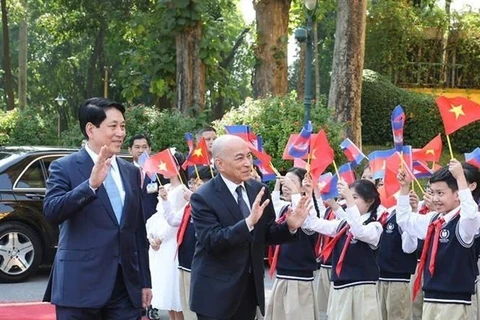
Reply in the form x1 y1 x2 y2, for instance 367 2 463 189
43 148 151 309
141 175 159 221
189 175 294 318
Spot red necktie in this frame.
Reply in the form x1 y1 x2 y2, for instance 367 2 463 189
378 211 389 227
412 214 452 301
315 208 334 259
335 231 353 277
321 224 349 263
268 214 287 278
418 206 430 215
176 204 191 249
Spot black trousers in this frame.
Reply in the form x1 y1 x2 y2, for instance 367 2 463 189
55 266 141 320
197 274 257 320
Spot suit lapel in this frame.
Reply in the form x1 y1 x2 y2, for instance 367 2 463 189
76 149 119 227
214 175 244 222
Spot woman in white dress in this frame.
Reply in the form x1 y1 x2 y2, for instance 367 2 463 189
146 152 188 320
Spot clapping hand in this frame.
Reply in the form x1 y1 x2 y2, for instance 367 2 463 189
285 196 312 231
158 186 168 201
89 145 112 189
246 187 270 228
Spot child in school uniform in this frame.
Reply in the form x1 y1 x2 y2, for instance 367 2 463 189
376 197 418 320
314 198 347 320
265 167 319 320
303 179 384 320
396 160 480 320
160 166 215 320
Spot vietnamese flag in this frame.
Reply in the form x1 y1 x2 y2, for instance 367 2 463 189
309 130 335 181
144 149 178 178
378 185 397 209
182 137 210 170
384 152 415 198
436 96 480 135
412 134 442 162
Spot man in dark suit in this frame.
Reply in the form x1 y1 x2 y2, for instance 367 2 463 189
43 97 152 319
190 134 310 320
127 133 165 221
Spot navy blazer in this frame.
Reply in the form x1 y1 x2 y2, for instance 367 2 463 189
43 148 151 309
189 175 295 318
141 174 159 221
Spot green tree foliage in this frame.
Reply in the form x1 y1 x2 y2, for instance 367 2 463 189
213 93 344 172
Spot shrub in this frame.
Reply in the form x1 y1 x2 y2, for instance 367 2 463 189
213 93 345 172
361 70 480 153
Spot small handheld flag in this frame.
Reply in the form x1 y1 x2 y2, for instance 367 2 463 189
339 138 367 168
391 105 405 152
465 148 480 168
288 121 313 159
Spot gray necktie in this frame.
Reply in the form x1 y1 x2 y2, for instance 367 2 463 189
235 186 250 218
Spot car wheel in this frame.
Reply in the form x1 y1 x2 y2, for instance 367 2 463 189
0 222 43 283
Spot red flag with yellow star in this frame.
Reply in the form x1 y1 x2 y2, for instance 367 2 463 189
436 96 480 135
309 130 334 181
182 137 210 170
144 149 179 177
412 134 442 162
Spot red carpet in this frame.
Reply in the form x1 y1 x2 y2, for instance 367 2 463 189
0 302 55 320
0 302 151 319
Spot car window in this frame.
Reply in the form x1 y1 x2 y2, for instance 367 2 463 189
16 160 46 189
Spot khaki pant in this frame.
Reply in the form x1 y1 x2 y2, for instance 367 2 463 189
315 267 332 314
411 263 424 320
327 284 381 320
178 269 196 320
423 302 469 320
265 278 318 320
378 281 411 320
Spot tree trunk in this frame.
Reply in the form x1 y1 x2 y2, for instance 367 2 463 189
18 0 27 110
328 0 367 148
86 21 106 98
253 0 291 98
176 20 205 116
1 0 15 110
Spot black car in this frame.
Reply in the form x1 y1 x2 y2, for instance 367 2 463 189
0 146 132 283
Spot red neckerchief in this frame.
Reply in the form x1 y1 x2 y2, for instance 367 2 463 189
412 209 460 301
315 208 334 259
176 203 191 249
378 211 389 227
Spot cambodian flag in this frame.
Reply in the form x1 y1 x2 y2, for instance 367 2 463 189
391 105 405 152
339 138 367 168
413 160 433 179
320 173 338 200
368 149 396 180
288 121 312 158
185 133 194 153
338 163 356 184
465 148 480 168
252 134 277 182
225 125 257 148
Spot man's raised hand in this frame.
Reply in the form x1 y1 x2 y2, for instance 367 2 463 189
246 187 270 228
89 145 112 189
285 196 311 231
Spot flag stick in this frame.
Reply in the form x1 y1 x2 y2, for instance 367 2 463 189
269 162 281 177
332 160 340 177
398 153 424 194
431 161 436 171
306 153 311 173
446 134 455 160
154 173 163 186
177 171 184 185
411 181 415 192
194 165 200 180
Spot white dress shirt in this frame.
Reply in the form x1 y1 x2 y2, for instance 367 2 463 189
85 144 125 205
220 175 253 231
303 205 384 247
396 188 480 244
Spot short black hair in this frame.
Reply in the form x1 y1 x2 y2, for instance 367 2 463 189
78 97 125 139
188 165 216 181
196 127 216 140
129 134 151 148
349 179 381 224
430 162 480 202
